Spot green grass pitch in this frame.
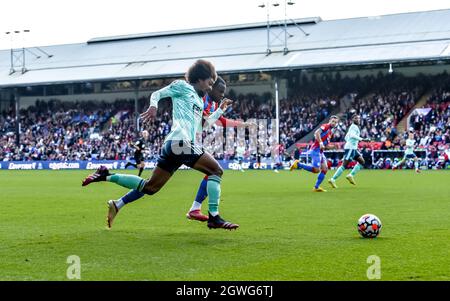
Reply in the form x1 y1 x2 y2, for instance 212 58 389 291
1 169 449 280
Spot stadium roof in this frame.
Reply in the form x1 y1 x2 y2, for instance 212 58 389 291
1 9 450 88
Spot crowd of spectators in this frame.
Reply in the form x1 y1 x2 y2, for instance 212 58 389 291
331 89 418 146
1 72 448 169
403 87 450 169
0 98 171 161
326 73 449 169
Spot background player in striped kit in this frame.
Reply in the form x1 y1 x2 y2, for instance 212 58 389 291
187 76 256 222
290 115 340 192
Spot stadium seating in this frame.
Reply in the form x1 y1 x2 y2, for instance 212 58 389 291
1 73 449 169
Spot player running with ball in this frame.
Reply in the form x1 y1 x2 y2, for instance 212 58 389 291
82 59 239 230
328 114 370 188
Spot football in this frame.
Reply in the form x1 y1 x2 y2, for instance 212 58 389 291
358 214 382 238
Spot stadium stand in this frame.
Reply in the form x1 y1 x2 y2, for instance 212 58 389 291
1 10 450 169
1 72 448 169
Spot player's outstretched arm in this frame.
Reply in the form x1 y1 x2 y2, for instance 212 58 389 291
204 98 233 128
218 117 257 128
141 80 183 124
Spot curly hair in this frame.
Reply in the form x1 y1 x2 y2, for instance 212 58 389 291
185 59 217 84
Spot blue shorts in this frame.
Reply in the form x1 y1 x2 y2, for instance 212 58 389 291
157 140 204 174
403 153 417 160
343 149 362 161
309 150 327 168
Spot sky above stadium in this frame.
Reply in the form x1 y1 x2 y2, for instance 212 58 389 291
0 0 449 50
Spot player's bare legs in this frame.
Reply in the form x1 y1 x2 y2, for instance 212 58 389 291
192 152 239 230
141 167 173 195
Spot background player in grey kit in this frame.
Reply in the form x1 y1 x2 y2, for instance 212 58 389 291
329 114 370 188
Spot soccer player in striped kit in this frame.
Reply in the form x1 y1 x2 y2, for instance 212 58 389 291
290 115 340 192
187 76 255 222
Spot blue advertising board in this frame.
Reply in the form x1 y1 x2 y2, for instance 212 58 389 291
0 160 287 170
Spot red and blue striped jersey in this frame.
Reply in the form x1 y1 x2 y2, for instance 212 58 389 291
202 94 242 127
203 94 218 114
310 123 333 152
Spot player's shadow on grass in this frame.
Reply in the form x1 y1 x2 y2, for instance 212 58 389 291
162 231 236 245
101 229 237 248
